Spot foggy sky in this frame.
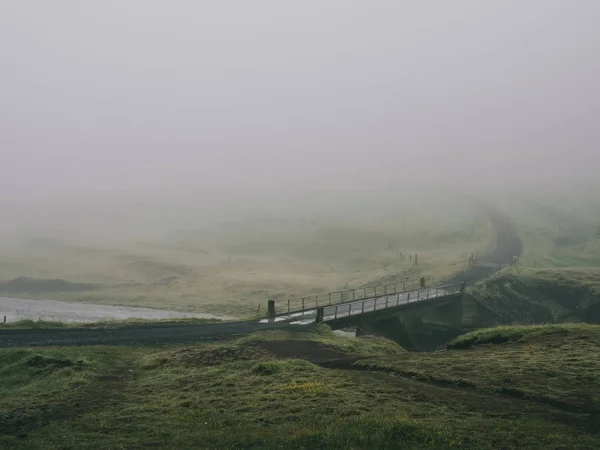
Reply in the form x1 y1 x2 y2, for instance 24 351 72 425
2 1 599 203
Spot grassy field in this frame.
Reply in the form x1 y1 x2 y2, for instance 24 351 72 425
495 193 600 269
1 324 599 449
0 199 493 317
1 191 598 320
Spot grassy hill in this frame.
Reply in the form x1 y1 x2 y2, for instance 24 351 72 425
467 267 600 324
2 324 600 449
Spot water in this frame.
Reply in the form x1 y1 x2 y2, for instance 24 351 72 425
0 296 231 323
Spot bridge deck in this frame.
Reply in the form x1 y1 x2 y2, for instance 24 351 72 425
260 282 463 325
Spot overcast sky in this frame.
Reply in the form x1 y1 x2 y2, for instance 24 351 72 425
1 1 599 202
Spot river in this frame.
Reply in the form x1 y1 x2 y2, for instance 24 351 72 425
0 296 230 323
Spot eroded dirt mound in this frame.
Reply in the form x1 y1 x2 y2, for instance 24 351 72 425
154 346 271 367
249 339 348 363
146 339 351 369
25 354 85 372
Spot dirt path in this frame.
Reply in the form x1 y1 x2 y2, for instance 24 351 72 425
444 200 522 286
317 358 598 434
477 200 523 265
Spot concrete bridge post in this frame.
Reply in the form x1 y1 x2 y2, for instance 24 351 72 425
315 307 324 323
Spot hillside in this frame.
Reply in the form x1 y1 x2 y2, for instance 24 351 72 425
1 324 600 449
467 267 600 324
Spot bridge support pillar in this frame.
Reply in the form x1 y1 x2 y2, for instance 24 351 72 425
356 315 420 351
420 298 464 329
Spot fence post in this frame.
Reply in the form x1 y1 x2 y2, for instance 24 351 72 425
408 291 410 302
362 301 365 314
302 298 305 311
257 304 261 314
417 290 420 300
375 286 377 296
288 300 290 312
386 297 389 308
268 300 276 320
403 281 406 291
335 305 338 319
352 289 355 300
427 288 430 298
435 288 439 297
460 281 466 293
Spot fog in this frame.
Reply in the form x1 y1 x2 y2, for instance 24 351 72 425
1 1 599 240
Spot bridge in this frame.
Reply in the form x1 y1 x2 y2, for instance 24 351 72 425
262 280 502 350
263 282 465 324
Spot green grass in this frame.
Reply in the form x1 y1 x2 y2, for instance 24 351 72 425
2 325 600 449
467 266 600 323
0 346 141 444
447 322 599 348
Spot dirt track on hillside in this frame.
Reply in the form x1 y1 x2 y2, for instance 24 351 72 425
0 201 522 348
444 200 522 286
477 200 523 265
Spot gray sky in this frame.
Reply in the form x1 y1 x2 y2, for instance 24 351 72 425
1 1 599 202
